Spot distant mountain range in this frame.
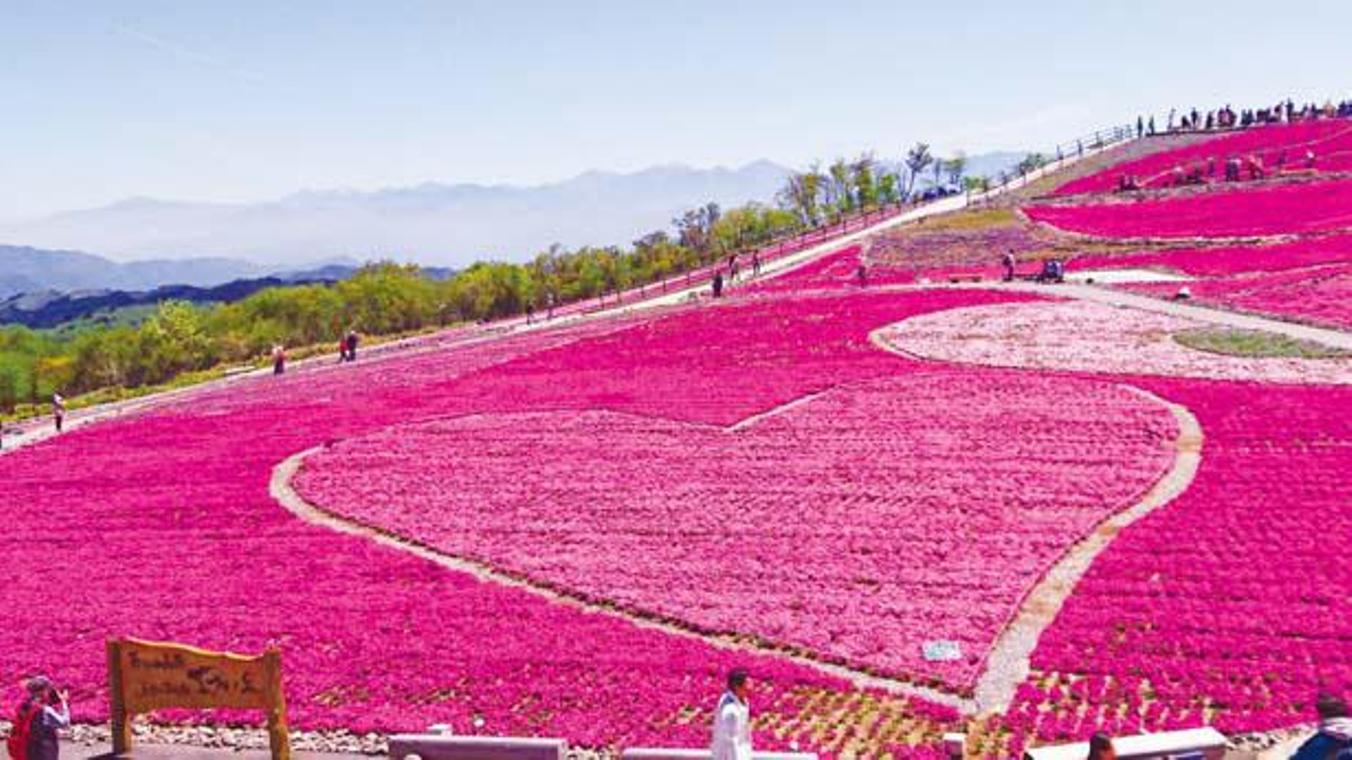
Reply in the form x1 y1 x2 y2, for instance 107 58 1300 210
0 161 794 269
0 154 1026 272
0 245 271 298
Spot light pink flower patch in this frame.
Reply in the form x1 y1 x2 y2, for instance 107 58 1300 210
883 300 1352 385
295 373 1178 691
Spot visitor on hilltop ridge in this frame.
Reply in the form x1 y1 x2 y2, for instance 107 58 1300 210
711 668 752 760
345 329 360 361
272 344 287 375
1087 732 1116 760
8 676 71 760
51 393 65 433
1290 693 1352 760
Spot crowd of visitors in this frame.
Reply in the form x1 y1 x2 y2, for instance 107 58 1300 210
1137 98 1352 138
1116 97 1351 192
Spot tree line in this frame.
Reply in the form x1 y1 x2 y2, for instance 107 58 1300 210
0 199 800 412
0 142 1051 415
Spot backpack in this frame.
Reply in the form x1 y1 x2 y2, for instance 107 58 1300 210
6 701 39 760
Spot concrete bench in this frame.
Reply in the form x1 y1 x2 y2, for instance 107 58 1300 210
389 734 567 760
619 746 811 751
1023 727 1227 760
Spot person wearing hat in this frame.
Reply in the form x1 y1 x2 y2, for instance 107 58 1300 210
16 676 70 760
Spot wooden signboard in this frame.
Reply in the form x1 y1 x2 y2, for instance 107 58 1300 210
107 638 289 760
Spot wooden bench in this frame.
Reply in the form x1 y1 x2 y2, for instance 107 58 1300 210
619 746 811 751
389 734 567 760
1023 727 1227 760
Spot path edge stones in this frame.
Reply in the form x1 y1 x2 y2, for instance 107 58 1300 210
971 385 1204 713
270 444 975 712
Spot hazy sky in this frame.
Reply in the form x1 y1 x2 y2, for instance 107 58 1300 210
4 0 1350 220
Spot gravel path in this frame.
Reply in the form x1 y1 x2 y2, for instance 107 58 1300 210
271 439 977 712
1005 281 1352 350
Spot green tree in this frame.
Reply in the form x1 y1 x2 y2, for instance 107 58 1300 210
946 151 967 185
904 143 933 198
827 158 854 217
878 172 900 205
852 154 878 208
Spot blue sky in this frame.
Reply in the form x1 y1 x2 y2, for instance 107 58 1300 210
4 0 1350 220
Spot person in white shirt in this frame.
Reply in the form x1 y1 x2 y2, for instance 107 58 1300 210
51 393 66 433
711 668 752 760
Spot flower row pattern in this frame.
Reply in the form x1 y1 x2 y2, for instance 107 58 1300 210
1025 179 1352 239
295 373 1177 690
1055 121 1352 196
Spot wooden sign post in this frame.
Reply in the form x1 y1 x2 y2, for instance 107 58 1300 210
107 638 289 760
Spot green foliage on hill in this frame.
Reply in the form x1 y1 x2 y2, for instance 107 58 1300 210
0 199 821 417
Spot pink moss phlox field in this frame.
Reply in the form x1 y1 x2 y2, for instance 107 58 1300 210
1069 234 1352 277
753 246 920 293
2 290 1036 752
883 300 1352 385
295 374 1178 690
1006 381 1352 744
1055 121 1352 195
1122 262 1352 330
1026 179 1352 239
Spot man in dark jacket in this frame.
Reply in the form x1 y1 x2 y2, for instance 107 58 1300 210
1292 693 1352 760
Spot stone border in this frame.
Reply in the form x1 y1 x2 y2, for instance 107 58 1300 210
270 376 1196 717
971 386 1203 713
270 433 975 713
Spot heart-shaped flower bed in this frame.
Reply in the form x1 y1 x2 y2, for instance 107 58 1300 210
293 373 1178 691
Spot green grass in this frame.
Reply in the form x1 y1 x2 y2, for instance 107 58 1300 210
1174 328 1351 359
921 207 1018 232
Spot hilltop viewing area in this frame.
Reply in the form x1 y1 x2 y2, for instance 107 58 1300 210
1 5 1349 760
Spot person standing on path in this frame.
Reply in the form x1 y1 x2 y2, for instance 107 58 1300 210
712 270 724 299
1002 250 1016 282
711 668 752 760
1291 693 1352 760
51 393 65 433
272 344 287 375
345 329 360 361
11 677 71 760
